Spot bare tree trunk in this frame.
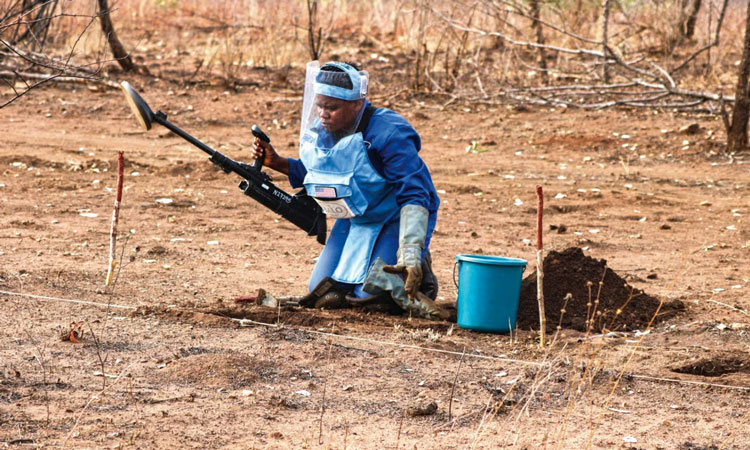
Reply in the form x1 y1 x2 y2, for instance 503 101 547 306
413 0 428 90
706 0 713 72
727 0 750 153
683 0 702 40
572 0 585 30
529 0 548 85
601 0 611 83
97 0 135 72
306 0 322 60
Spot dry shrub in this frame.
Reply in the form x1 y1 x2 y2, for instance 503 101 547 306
7 0 750 100
614 0 707 55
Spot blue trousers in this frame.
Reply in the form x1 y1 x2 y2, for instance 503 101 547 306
308 212 437 297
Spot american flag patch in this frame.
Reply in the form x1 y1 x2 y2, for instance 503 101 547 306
314 186 337 198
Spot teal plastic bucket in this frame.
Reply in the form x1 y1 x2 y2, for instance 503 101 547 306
455 254 527 333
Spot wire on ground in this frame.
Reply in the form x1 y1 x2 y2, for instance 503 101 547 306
3 289 749 392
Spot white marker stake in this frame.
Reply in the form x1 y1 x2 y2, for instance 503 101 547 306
105 152 124 286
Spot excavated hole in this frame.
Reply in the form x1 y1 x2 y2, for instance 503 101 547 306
672 355 750 377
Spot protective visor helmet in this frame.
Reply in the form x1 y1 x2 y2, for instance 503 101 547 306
314 62 368 101
300 61 369 142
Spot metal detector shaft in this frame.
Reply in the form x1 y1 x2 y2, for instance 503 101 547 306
152 111 218 157
151 111 327 245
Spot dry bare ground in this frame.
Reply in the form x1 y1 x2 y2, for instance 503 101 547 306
2 1 750 449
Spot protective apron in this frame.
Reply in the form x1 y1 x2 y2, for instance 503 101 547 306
300 125 399 284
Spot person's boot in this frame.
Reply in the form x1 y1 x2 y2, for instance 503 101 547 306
299 277 350 309
345 292 403 315
419 249 439 300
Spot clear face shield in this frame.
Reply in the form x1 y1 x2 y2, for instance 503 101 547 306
299 60 320 144
299 61 369 144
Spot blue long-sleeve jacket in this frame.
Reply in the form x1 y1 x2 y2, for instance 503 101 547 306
287 102 440 216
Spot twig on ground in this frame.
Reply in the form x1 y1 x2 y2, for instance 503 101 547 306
24 330 50 426
62 362 135 446
395 409 405 450
143 394 195 404
469 387 499 449
448 346 466 422
108 234 131 293
87 325 109 390
584 297 666 449
719 408 750 449
318 335 334 445
706 299 749 315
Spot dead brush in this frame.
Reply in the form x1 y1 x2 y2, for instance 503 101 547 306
200 31 250 85
392 323 443 342
59 321 85 342
467 263 685 448
561 275 685 448
14 0 750 105
622 0 701 55
548 274 644 447
468 293 573 447
24 330 52 427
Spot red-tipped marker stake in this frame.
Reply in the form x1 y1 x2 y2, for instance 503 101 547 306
105 152 124 286
536 185 546 347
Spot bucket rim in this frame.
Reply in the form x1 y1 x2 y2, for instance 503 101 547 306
455 254 528 266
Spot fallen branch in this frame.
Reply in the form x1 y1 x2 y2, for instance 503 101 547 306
426 1 734 113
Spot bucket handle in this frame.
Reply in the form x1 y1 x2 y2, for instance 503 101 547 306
452 261 459 308
453 259 528 288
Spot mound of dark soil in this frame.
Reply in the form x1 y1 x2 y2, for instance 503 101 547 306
516 247 683 332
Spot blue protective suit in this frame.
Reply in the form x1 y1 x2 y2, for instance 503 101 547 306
288 101 440 297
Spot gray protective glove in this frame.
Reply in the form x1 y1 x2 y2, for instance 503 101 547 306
383 204 429 300
364 258 446 320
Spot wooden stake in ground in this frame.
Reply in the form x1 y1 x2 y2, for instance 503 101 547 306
536 185 546 347
105 152 124 286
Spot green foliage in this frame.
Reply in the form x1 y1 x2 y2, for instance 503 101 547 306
155 0 178 9
465 141 489 154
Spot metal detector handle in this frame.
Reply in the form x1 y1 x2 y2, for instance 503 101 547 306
250 124 270 171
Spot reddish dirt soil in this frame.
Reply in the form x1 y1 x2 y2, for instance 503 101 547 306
1 70 749 448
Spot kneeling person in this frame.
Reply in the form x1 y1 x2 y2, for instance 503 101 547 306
252 62 442 318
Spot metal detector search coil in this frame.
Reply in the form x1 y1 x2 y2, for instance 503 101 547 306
119 81 327 244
